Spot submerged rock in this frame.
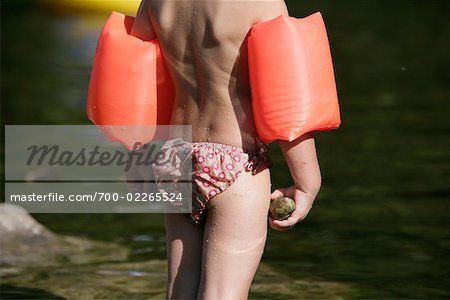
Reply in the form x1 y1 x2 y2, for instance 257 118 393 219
0 204 127 273
1 260 168 300
1 259 355 299
269 197 296 220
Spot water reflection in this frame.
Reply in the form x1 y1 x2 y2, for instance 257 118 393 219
97 269 166 278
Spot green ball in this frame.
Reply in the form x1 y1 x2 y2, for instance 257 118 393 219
269 197 296 220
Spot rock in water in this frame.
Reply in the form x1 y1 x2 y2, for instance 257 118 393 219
0 204 127 272
269 197 295 220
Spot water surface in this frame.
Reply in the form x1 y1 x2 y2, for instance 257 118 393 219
1 0 449 298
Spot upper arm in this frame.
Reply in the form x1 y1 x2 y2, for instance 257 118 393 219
130 0 157 41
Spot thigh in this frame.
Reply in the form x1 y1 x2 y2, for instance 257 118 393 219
164 213 204 299
198 168 271 300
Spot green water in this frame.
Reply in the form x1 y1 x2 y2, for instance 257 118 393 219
2 0 450 298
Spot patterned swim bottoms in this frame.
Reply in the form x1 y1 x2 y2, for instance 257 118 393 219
152 138 270 223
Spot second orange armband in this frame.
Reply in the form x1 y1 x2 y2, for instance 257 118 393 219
248 12 341 144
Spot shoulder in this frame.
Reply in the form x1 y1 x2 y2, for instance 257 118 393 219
130 0 157 40
249 0 289 24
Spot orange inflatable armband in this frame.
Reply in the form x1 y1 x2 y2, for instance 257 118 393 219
248 12 341 143
87 11 174 150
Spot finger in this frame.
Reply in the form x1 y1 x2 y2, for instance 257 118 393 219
272 203 310 227
270 213 298 228
270 189 284 199
270 187 291 199
272 216 298 228
268 216 292 231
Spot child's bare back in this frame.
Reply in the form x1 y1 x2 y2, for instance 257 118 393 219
132 0 288 150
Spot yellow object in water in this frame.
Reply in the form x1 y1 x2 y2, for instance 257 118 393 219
42 0 140 16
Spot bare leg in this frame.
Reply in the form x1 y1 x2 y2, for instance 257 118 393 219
164 213 204 299
197 169 271 300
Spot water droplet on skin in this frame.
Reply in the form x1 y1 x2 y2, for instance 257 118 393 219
120 127 125 131
133 137 137 140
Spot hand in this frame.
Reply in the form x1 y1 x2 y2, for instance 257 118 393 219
268 185 317 231
125 149 157 194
